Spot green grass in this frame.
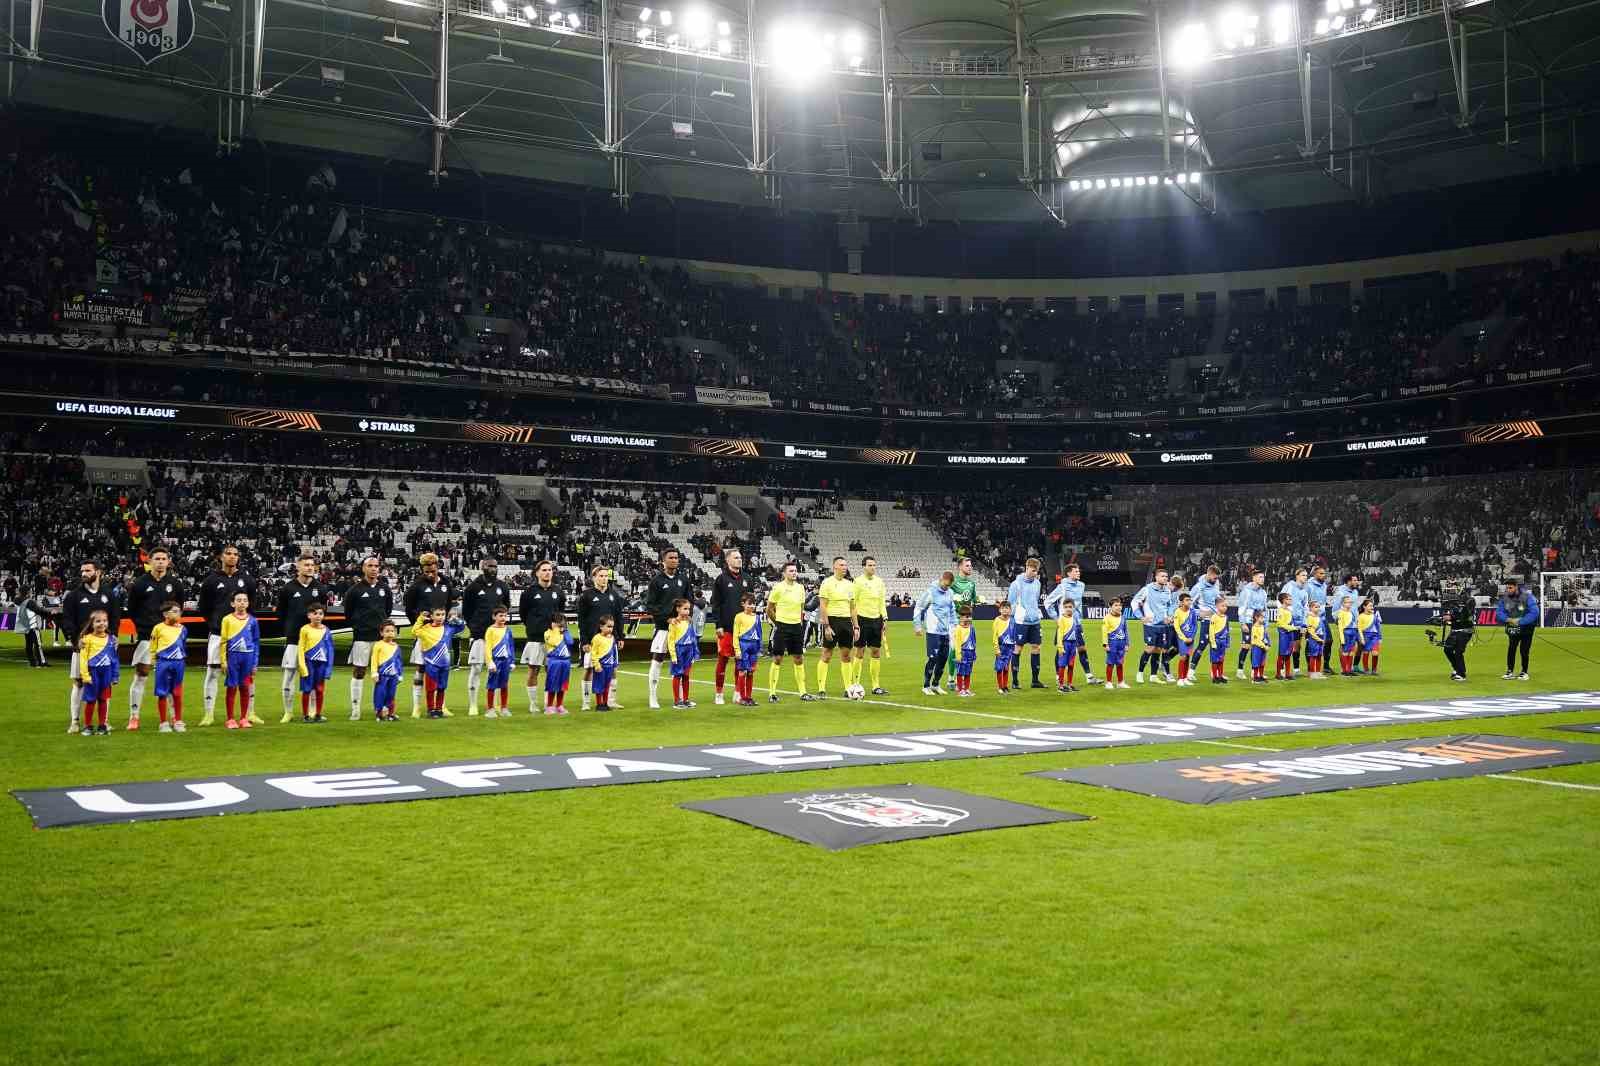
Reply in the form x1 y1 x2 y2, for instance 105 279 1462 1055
2 624 1598 1065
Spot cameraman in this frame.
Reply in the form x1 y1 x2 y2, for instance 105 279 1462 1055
1436 589 1476 681
1495 580 1539 680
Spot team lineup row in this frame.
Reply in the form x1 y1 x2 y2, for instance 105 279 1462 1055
50 545 1545 735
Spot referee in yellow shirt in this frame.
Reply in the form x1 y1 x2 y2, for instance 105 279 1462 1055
764 561 814 703
854 556 889 695
816 556 859 698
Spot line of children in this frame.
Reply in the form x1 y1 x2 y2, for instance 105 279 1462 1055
1102 598 1131 689
1054 600 1083 692
150 602 189 732
992 600 1017 696
731 594 763 707
950 605 977 696
667 599 700 708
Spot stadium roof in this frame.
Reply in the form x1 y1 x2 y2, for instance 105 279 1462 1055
15 0 1600 223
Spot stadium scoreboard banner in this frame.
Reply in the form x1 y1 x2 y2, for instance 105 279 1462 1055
15 691 1600 829
7 392 1595 470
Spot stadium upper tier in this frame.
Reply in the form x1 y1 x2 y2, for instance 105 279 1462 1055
6 138 1598 423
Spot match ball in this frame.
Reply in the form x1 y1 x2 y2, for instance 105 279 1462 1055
847 684 866 700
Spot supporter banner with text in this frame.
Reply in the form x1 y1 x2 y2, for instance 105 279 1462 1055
7 390 1596 470
1032 734 1600 804
695 386 772 408
14 691 1600 829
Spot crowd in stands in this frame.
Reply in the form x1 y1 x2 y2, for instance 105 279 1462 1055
7 127 1598 417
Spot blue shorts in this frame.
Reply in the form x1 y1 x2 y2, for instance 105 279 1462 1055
423 661 452 690
225 651 257 688
1251 646 1268 668
1056 644 1079 669
486 661 513 691
84 663 119 699
544 659 571 694
1342 633 1359 653
372 676 400 712
1306 640 1325 659
299 661 333 693
154 659 185 698
1277 631 1295 655
1209 639 1230 663
1014 623 1042 647
924 633 950 658
1145 623 1171 649
592 665 616 694
736 647 760 673
1104 642 1127 666
995 649 1015 673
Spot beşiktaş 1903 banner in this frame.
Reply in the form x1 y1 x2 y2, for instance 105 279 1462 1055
14 692 1600 829
1032 734 1600 804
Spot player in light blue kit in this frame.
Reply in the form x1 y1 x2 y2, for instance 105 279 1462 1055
1044 563 1102 685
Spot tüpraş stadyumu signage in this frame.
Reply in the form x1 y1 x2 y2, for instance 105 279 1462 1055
14 691 1600 829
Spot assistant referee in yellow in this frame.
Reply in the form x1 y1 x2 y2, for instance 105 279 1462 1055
816 556 859 699
764 561 814 703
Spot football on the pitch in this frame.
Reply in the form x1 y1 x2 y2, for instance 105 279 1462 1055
847 684 866 700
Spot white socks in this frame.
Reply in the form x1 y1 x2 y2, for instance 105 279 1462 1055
467 665 483 712
526 686 538 713
349 677 364 719
69 684 82 727
128 675 146 719
282 667 297 711
581 677 592 708
411 680 423 715
204 666 221 713
647 659 663 706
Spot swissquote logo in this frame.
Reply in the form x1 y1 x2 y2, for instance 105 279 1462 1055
787 792 969 829
104 0 195 64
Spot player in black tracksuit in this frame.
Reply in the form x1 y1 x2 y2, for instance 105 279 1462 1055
461 560 512 713
342 557 394 718
708 551 756 703
124 550 187 727
196 547 254 720
642 550 694 709
576 568 629 709
275 560 330 718
519 561 565 694
63 560 121 733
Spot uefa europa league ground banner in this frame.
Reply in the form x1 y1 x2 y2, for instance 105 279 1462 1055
682 784 1088 851
1033 734 1600 804
14 691 1600 829
1554 722 1600 734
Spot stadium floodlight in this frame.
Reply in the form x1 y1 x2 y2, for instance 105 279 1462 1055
490 0 506 14
1111 177 1124 187
1175 172 1187 184
1170 22 1211 69
682 6 709 37
521 4 534 17
567 10 580 25
637 25 650 38
717 19 730 35
1330 13 1345 29
1094 178 1107 189
1068 179 1081 191
1270 4 1293 44
769 21 830 83
638 7 651 20
717 37 731 53
1189 171 1202 183
658 8 672 25
1360 6 1376 21
1217 8 1257 50
1325 0 1337 11
1314 16 1329 32
666 31 679 43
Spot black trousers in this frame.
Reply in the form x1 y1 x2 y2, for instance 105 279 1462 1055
24 630 47 667
1443 632 1470 677
1505 628 1534 673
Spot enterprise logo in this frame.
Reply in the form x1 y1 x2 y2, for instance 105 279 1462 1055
946 455 1029 466
784 445 829 460
569 433 658 448
1160 451 1213 464
56 401 178 420
1345 435 1428 452
358 419 416 434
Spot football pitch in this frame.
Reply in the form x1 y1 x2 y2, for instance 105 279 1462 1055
2 624 1597 1065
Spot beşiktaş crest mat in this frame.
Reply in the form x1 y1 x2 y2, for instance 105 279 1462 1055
681 784 1088 850
15 690 1600 829
1032 734 1600 804
1553 722 1600 734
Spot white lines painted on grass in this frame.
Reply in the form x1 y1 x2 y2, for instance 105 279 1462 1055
1487 774 1600 792
1195 739 1285 753
613 669 1062 725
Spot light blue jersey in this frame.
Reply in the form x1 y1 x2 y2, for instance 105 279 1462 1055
914 583 958 636
1280 580 1309 625
1044 576 1085 618
1007 574 1044 625
1130 581 1175 625
1191 575 1223 618
1239 582 1270 625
